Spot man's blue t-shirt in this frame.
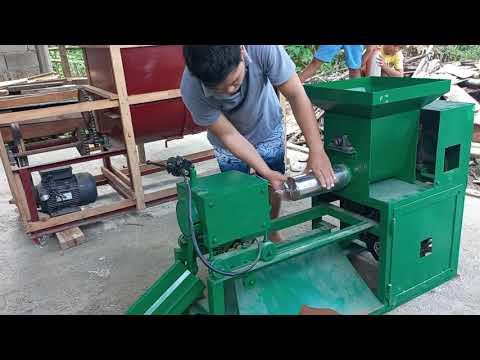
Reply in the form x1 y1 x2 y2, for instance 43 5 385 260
180 45 296 150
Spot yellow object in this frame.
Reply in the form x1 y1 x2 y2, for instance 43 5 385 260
379 46 404 71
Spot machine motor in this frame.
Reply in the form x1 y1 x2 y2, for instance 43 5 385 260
35 166 97 217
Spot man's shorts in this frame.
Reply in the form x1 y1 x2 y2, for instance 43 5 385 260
314 45 364 70
214 125 285 176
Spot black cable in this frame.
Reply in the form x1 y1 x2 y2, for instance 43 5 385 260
184 176 263 277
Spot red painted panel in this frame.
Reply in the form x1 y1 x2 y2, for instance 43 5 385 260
85 46 205 144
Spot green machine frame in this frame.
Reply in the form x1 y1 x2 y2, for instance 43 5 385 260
127 77 474 315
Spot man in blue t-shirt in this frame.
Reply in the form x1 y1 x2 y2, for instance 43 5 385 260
181 45 335 242
299 45 364 82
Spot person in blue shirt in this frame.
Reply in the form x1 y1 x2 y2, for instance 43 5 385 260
181 45 335 242
299 45 364 82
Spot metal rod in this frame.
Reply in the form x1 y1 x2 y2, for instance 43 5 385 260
280 164 352 201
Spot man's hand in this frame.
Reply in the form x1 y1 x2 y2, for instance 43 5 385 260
265 170 288 191
305 149 336 189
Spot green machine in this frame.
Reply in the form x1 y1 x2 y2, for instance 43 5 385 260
127 77 474 315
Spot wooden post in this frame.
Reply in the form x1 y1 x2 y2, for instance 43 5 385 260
58 45 72 79
109 46 145 210
0 130 19 206
137 142 146 164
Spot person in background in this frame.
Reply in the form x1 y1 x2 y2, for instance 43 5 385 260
362 45 405 77
298 45 364 82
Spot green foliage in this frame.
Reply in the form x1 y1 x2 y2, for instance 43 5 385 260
285 45 348 76
285 45 317 71
48 46 87 78
435 45 480 62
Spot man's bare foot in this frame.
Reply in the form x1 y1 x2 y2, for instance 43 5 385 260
269 231 284 243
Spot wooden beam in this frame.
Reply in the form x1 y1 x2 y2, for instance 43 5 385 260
81 84 118 100
109 165 132 186
0 89 78 110
137 142 146 164
26 199 136 233
7 81 66 93
0 99 119 125
144 187 177 203
13 173 31 225
0 78 28 89
0 117 86 142
0 129 20 207
102 167 134 199
128 89 181 105
58 45 72 78
109 45 145 210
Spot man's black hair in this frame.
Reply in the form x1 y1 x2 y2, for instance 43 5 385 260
183 45 241 87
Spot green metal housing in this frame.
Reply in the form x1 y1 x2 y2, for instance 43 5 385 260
127 77 474 315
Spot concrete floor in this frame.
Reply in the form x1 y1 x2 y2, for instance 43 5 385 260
0 133 479 315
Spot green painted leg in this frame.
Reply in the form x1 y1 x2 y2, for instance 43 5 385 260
207 278 226 315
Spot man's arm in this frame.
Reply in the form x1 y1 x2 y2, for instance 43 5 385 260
298 58 322 83
207 114 287 189
361 45 377 73
278 73 336 189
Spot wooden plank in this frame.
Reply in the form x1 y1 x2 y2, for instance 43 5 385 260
0 117 85 142
29 187 179 237
102 167 134 199
127 89 181 105
27 72 56 80
0 89 78 110
144 187 178 203
0 78 29 89
7 81 66 93
13 172 31 225
56 227 86 250
0 98 119 125
58 45 72 79
19 85 77 95
109 165 131 186
0 129 20 209
65 77 89 85
26 198 136 233
81 85 118 100
109 45 145 210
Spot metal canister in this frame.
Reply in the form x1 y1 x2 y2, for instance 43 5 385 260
280 164 351 201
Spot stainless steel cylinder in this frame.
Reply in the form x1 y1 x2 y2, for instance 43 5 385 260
280 164 352 201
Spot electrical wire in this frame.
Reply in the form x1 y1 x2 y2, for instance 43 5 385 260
184 176 263 277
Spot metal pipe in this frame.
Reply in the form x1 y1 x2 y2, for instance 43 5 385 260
279 164 351 201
